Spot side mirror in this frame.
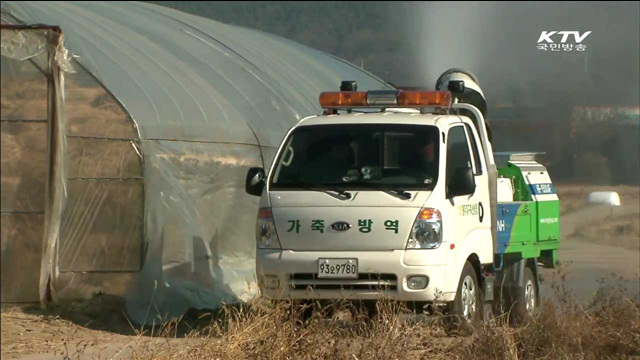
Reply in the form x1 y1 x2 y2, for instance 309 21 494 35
447 167 476 198
245 167 266 197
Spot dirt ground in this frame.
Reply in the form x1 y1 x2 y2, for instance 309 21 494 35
571 212 639 250
2 185 639 360
0 297 136 359
556 184 640 250
555 183 640 216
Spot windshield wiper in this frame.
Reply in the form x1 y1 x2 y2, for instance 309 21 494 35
291 181 352 199
378 187 412 200
325 187 352 199
345 181 412 200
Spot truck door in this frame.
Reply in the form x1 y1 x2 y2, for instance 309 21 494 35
445 125 492 262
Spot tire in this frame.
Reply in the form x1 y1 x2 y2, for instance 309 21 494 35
447 261 483 334
511 266 538 325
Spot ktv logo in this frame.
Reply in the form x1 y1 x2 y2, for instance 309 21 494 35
537 31 592 52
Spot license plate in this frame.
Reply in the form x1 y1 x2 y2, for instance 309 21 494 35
318 258 358 279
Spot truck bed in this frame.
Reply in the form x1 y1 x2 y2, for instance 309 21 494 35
496 159 560 268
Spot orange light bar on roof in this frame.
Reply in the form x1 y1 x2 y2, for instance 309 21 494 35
319 92 368 108
397 90 452 108
319 90 453 109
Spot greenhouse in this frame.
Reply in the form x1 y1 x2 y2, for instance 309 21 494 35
0 1 390 323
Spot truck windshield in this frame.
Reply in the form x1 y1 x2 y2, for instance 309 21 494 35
270 124 439 190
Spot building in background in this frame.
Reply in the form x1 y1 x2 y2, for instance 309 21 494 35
491 104 639 185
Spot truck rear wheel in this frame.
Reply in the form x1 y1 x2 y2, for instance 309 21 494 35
447 261 483 333
511 266 537 324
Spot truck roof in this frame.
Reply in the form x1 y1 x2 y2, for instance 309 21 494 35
298 111 470 128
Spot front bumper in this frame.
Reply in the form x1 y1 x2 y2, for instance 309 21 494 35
256 249 456 302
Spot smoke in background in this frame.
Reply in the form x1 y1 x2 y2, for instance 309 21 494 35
151 1 639 107
393 1 639 184
404 1 640 107
150 1 639 183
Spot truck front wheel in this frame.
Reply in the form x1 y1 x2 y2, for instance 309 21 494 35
448 261 483 333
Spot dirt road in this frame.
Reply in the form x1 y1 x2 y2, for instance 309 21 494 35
539 205 640 303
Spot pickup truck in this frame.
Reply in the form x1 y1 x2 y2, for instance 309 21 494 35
245 69 560 327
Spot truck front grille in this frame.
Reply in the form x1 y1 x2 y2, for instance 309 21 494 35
289 273 398 292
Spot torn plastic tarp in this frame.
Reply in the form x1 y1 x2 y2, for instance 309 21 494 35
1 28 47 61
1 27 75 73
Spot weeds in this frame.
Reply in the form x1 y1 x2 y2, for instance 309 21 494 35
129 298 452 360
3 270 638 359
128 278 640 360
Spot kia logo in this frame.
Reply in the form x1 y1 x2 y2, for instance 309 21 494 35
330 221 351 231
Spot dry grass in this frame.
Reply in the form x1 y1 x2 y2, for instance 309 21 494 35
572 212 640 250
461 275 640 360
459 299 640 359
3 275 639 360
555 184 640 215
126 286 640 360
129 299 459 360
556 184 639 250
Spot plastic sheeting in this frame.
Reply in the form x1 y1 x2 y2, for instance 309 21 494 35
2 1 389 147
127 140 265 320
1 25 75 72
1 29 53 303
1 27 47 61
0 1 390 322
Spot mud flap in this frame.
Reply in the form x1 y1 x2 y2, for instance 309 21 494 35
531 258 541 306
494 257 537 315
482 273 495 320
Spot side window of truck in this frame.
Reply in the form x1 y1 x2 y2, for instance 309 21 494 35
446 126 474 181
464 124 483 175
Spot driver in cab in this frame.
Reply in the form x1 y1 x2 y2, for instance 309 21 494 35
300 134 353 184
403 132 438 185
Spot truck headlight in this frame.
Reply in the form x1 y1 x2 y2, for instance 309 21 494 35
406 208 442 249
257 208 281 249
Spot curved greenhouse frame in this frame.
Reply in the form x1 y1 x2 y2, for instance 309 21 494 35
0 1 391 323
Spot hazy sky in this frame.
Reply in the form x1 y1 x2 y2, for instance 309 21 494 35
402 1 639 107
148 1 639 107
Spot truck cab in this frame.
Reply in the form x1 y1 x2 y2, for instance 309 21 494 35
246 73 559 326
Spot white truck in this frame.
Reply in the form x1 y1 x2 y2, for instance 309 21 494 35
245 69 560 326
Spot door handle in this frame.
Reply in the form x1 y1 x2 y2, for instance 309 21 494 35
479 202 484 223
